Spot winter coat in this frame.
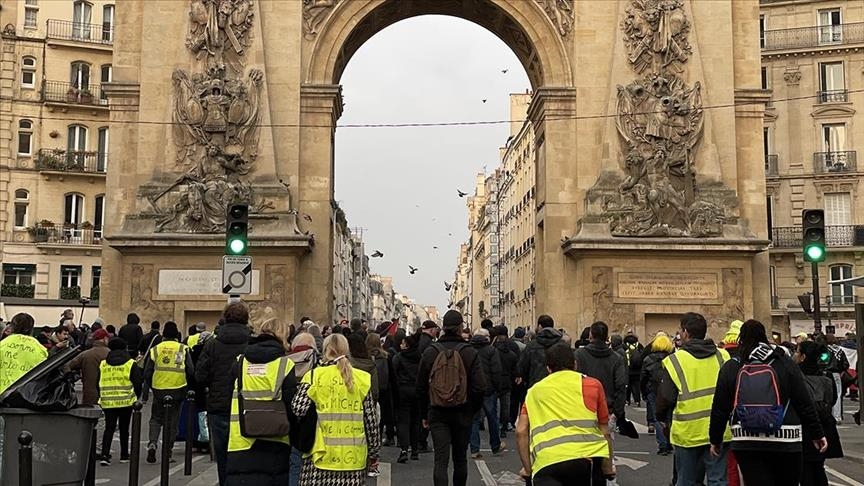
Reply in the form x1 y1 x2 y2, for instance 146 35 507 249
194 321 251 415
471 335 504 394
118 323 143 356
574 340 627 418
640 350 670 397
350 356 380 402
418 332 435 357
493 337 521 391
101 348 144 399
371 350 391 392
709 343 824 453
225 334 298 486
801 371 844 461
65 340 110 405
393 346 421 402
417 333 488 421
138 330 162 357
517 328 562 388
620 341 644 377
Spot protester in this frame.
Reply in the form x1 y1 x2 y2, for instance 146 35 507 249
347 331 379 402
621 333 644 407
195 303 252 486
50 324 73 355
574 321 627 427
417 310 487 486
516 343 614 486
825 334 850 424
418 320 440 356
285 331 319 486
367 332 395 447
66 328 111 406
307 323 324 352
640 333 673 455
292 333 380 485
491 325 520 437
98 337 143 466
186 322 206 348
469 328 506 458
0 313 47 394
516 315 562 388
139 321 162 358
118 313 144 357
393 333 422 463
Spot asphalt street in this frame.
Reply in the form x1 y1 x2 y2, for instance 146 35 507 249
94 400 864 486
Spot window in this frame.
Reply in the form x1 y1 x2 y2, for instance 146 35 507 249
24 4 38 29
760 67 768 90
824 192 852 226
3 264 35 286
759 15 765 48
17 119 32 155
766 195 773 239
830 264 854 304
14 189 29 228
91 266 101 290
60 265 81 289
822 123 846 160
97 127 108 171
72 1 92 39
94 194 104 235
70 61 90 90
67 124 87 152
819 9 842 44
99 64 111 103
21 56 36 88
769 266 777 306
102 5 114 42
819 62 845 102
64 193 84 226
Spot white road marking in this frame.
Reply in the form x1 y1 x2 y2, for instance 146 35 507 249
377 462 391 486
614 456 649 471
615 451 650 455
140 455 206 486
475 459 497 486
95 479 110 484
826 467 864 486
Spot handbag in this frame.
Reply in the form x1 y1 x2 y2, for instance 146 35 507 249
237 357 291 438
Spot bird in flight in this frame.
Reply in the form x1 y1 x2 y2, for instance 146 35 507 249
482 99 487 103
433 246 438 250
457 189 468 198
501 69 509 74
444 281 452 291
371 250 384 258
409 266 419 275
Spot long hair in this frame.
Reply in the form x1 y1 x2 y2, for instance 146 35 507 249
323 334 355 392
365 332 388 359
738 319 769 362
259 318 286 350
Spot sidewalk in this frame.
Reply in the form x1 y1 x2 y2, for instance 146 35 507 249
838 398 863 463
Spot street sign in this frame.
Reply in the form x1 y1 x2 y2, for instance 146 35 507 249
222 255 252 295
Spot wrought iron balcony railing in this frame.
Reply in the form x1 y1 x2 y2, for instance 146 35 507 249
813 151 856 174
28 224 102 246
46 19 113 44
818 90 849 103
771 225 864 248
762 22 864 50
765 154 778 176
35 149 107 174
43 81 107 107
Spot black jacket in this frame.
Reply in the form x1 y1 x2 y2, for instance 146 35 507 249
574 340 627 418
656 339 719 423
102 348 144 399
371 350 391 392
471 335 504 394
493 336 520 390
640 350 670 397
417 333 488 419
801 371 843 461
194 321 251 415
517 328 562 388
138 330 162 357
393 347 421 402
709 343 824 453
418 332 435 357
118 323 143 356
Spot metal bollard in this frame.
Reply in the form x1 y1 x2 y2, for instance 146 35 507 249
129 401 143 486
18 431 33 486
160 395 173 486
184 390 195 476
85 421 97 486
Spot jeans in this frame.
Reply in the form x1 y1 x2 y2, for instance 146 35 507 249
429 409 473 486
736 450 802 486
397 392 420 452
646 392 668 450
288 447 302 486
101 407 132 460
498 390 511 431
674 443 728 486
209 413 230 486
470 394 501 453
148 388 187 455
533 458 593 486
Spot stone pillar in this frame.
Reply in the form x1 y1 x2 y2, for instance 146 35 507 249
297 84 342 325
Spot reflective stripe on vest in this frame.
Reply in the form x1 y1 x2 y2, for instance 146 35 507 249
228 356 295 452
150 341 187 390
524 370 609 477
302 365 372 471
0 334 48 394
661 349 732 447
99 360 136 408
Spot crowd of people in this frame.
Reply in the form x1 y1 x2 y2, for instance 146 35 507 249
0 306 860 486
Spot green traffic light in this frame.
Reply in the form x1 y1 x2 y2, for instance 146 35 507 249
229 239 246 254
805 245 825 262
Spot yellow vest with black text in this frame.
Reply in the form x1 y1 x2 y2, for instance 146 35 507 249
150 341 187 390
99 360 137 408
302 365 371 471
525 370 609 477
662 348 732 447
0 334 48 394
228 356 295 452
187 333 201 349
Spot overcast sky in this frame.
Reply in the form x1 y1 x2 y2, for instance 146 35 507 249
334 16 531 313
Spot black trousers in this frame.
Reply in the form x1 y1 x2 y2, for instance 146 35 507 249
510 383 526 428
380 388 396 440
626 375 641 404
101 406 133 460
429 409 473 486
533 459 593 486
801 458 828 486
396 394 420 452
736 450 802 486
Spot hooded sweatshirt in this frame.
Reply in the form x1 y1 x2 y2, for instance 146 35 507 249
393 346 421 399
655 338 719 422
575 340 627 418
517 328 562 388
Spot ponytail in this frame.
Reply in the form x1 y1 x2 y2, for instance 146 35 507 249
323 334 355 392
334 355 355 392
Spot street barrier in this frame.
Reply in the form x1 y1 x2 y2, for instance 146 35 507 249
160 395 173 486
185 390 195 476
17 431 32 486
129 401 143 486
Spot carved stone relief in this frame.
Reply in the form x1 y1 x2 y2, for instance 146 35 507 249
703 268 745 334
303 0 340 38
187 0 255 74
248 264 288 328
592 267 636 333
783 70 801 86
130 264 175 322
535 0 573 37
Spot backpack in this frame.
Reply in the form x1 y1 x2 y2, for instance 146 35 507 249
428 343 469 408
733 360 788 433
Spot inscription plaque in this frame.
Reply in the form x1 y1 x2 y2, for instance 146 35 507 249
158 269 260 296
617 272 719 302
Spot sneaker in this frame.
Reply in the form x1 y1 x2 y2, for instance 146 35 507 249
146 447 157 464
100 458 111 467
397 450 408 464
410 450 419 461
382 437 390 447
119 456 130 464
471 452 483 459
493 442 508 455
367 466 380 477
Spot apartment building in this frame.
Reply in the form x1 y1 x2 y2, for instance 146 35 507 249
0 0 114 323
761 0 864 336
332 204 353 321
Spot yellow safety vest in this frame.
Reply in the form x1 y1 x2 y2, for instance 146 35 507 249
302 364 371 471
228 356 295 452
187 333 201 349
524 370 609 477
99 360 137 409
662 348 732 447
150 340 188 390
0 334 48 394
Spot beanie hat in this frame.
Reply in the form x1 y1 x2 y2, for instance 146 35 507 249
108 337 127 351
91 329 109 341
442 310 463 330
514 327 526 339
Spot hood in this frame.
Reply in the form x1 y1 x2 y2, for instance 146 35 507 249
494 338 520 354
536 328 563 348
681 338 721 359
470 335 490 347
350 356 375 373
91 340 108 349
243 334 286 364
584 340 613 357
217 321 252 346
399 347 421 362
747 342 781 363
106 349 133 366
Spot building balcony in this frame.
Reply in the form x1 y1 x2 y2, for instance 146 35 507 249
46 19 113 46
35 149 107 174
43 81 108 108
817 90 848 104
765 154 778 176
762 22 864 51
28 223 103 246
771 225 864 248
813 151 856 174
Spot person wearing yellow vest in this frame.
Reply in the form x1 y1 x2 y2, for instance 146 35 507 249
0 313 47 394
142 321 193 464
186 322 205 348
224 319 297 486
656 312 731 486
291 333 380 486
98 337 143 466
515 342 614 485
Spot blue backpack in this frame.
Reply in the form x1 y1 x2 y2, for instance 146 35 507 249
733 360 788 433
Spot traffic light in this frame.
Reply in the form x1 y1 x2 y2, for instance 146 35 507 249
802 209 826 263
225 203 248 255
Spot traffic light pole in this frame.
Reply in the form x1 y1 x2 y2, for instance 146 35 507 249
811 261 822 334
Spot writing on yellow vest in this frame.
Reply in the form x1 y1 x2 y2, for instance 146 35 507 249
99 360 137 408
302 365 371 471
662 348 732 448
150 340 187 390
0 334 48 394
525 370 609 477
228 356 295 452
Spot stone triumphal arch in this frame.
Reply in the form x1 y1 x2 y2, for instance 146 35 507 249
101 0 770 338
